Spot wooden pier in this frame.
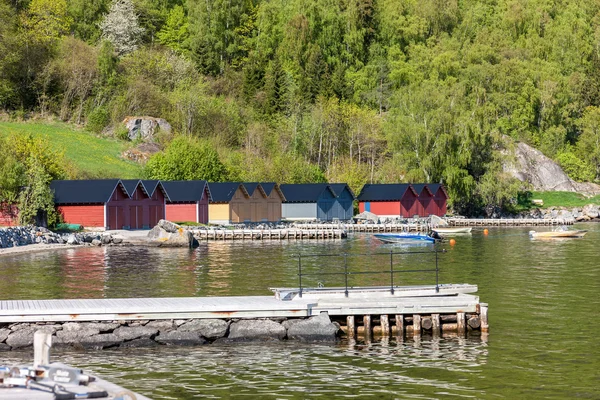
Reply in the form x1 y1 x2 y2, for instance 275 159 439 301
192 228 346 240
0 285 487 341
447 218 573 227
291 223 431 232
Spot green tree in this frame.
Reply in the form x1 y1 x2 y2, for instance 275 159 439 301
157 5 189 55
144 136 228 181
576 106 600 180
100 0 145 55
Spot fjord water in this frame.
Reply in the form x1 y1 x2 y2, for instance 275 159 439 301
1 224 599 399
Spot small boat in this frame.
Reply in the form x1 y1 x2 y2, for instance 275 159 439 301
432 227 472 234
529 229 587 239
374 233 437 244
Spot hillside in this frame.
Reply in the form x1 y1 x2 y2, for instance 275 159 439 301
1 0 600 215
0 121 142 178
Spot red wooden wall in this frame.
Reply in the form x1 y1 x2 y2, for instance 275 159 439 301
400 190 418 217
417 191 433 217
58 205 105 227
166 204 196 222
0 205 18 226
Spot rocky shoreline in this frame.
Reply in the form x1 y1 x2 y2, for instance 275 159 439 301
0 314 340 351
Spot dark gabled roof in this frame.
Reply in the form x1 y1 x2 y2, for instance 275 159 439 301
120 179 142 197
329 183 356 200
208 182 247 202
51 180 125 204
279 183 333 203
243 182 265 197
357 184 416 201
161 180 209 202
141 180 160 196
427 183 448 198
411 184 433 196
259 182 275 196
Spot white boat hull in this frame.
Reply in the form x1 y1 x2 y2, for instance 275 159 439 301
432 227 472 234
529 230 587 239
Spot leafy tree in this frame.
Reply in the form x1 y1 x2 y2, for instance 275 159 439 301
144 136 228 181
21 0 72 45
576 106 600 180
68 0 110 43
100 0 145 56
157 5 190 55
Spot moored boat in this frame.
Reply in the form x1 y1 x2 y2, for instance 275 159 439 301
529 230 587 239
432 227 472 234
374 233 437 244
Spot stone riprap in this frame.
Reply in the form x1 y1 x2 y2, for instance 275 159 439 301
0 315 341 350
0 226 125 250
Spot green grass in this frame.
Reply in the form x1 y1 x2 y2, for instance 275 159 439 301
517 191 600 210
0 121 142 178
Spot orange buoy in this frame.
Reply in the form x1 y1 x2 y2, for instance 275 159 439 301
449 239 456 246
483 229 489 235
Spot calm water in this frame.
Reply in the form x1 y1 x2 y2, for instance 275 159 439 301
1 224 599 399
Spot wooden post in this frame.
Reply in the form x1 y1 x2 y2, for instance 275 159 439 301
432 313 440 336
480 303 489 332
363 315 372 341
34 331 52 367
457 312 466 335
395 314 404 338
413 314 421 336
380 315 390 337
347 316 356 339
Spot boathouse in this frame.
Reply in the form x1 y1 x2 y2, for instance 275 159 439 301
162 180 211 224
208 182 250 224
120 179 168 229
280 184 340 221
357 184 419 217
0 204 18 226
411 184 435 217
51 180 130 229
329 183 356 220
244 182 285 222
427 183 448 216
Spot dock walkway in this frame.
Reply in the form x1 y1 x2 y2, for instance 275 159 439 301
0 284 479 323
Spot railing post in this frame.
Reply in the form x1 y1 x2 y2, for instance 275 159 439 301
344 253 349 297
390 250 394 295
435 249 439 293
298 254 303 298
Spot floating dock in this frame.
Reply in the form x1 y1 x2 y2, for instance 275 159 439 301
291 223 431 232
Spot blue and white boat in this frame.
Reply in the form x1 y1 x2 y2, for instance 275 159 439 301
374 232 437 244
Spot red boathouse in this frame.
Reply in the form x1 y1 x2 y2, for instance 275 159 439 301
162 180 211 224
357 183 447 217
411 184 435 217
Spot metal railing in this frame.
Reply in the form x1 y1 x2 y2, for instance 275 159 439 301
296 249 446 298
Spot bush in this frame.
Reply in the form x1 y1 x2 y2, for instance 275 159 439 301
556 150 595 182
86 106 110 133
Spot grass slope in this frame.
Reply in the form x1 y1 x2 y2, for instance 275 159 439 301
0 121 142 178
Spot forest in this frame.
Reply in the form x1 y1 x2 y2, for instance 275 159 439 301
2 0 600 220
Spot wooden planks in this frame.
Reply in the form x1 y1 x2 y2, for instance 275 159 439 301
0 293 481 324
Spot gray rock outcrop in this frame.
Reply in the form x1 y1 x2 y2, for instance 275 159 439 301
155 330 207 346
286 313 339 342
179 319 229 339
504 141 600 195
228 319 286 341
147 220 194 247
123 116 171 142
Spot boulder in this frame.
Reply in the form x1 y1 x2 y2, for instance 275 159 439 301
155 330 207 346
178 319 229 339
286 313 339 342
228 319 286 341
77 333 122 349
92 239 102 246
66 234 79 245
145 320 176 331
6 326 36 348
112 326 158 341
55 328 100 343
122 116 171 142
147 220 194 248
62 322 119 332
0 328 10 343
